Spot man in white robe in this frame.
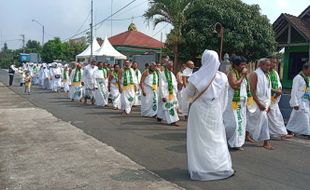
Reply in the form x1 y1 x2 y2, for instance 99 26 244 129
93 62 109 106
157 61 179 126
118 60 138 114
267 56 293 139
185 49 234 181
82 61 97 104
223 56 250 150
286 62 310 139
133 62 142 106
62 64 71 93
69 63 83 101
140 62 159 117
247 58 273 150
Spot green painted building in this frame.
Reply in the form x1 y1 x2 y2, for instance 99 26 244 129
273 6 310 88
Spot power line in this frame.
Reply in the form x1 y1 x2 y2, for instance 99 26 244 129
0 39 22 42
107 15 143 21
63 0 137 41
152 23 169 37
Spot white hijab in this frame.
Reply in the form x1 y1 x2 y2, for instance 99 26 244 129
188 50 220 92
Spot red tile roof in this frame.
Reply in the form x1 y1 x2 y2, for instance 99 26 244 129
284 14 310 39
108 30 165 49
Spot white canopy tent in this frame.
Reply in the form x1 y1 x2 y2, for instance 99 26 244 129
94 36 127 60
76 37 100 58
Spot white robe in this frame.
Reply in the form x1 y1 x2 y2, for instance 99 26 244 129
69 69 83 101
83 65 97 99
186 72 234 181
247 68 271 141
286 74 310 135
50 67 62 91
267 71 287 137
157 70 179 124
121 68 138 114
62 69 71 93
141 72 158 117
110 75 121 109
93 68 109 106
180 67 193 116
133 69 142 106
223 78 248 148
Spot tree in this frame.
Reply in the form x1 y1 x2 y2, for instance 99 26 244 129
41 37 64 62
1 42 8 52
25 40 41 53
181 0 276 61
62 40 87 62
144 0 192 70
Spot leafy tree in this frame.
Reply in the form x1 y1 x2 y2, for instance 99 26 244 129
182 0 276 61
25 40 41 53
144 0 192 70
41 37 64 62
62 40 87 62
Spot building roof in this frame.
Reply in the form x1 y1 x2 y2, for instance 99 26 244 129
108 30 165 49
273 6 310 40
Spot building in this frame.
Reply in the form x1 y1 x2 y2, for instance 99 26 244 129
273 6 310 88
108 23 165 66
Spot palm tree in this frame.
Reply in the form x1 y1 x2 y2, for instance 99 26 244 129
144 0 192 71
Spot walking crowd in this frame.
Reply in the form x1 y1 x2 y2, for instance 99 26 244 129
9 49 310 181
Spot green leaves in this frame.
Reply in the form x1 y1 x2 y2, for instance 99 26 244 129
41 37 87 62
182 0 276 61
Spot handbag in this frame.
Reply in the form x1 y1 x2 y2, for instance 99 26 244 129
188 74 217 113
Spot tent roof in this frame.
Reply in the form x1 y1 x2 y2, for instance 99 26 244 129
76 38 100 58
94 37 127 60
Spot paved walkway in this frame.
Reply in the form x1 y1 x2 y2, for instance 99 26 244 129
0 82 183 190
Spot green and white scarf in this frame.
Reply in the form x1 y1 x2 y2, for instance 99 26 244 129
73 69 82 82
123 68 134 86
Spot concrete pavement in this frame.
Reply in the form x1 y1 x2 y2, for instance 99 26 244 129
0 82 183 190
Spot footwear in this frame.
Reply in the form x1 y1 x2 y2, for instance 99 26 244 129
156 118 162 122
171 122 180 127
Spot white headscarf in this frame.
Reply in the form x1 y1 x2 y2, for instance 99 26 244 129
188 50 220 92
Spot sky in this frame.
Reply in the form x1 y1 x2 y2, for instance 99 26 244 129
0 0 309 49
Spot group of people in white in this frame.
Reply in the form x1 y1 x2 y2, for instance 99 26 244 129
14 49 310 181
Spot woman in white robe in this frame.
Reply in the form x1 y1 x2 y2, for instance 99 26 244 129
185 50 234 181
286 63 310 139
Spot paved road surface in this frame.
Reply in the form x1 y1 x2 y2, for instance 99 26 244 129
1 70 310 190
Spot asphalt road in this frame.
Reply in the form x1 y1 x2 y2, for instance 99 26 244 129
1 70 310 190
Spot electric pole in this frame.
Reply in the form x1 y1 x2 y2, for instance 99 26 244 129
90 0 93 60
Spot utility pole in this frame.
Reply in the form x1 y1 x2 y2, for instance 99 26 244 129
111 0 113 37
90 0 94 60
21 34 25 53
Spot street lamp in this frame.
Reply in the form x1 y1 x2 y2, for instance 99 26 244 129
214 22 224 61
32 19 45 46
